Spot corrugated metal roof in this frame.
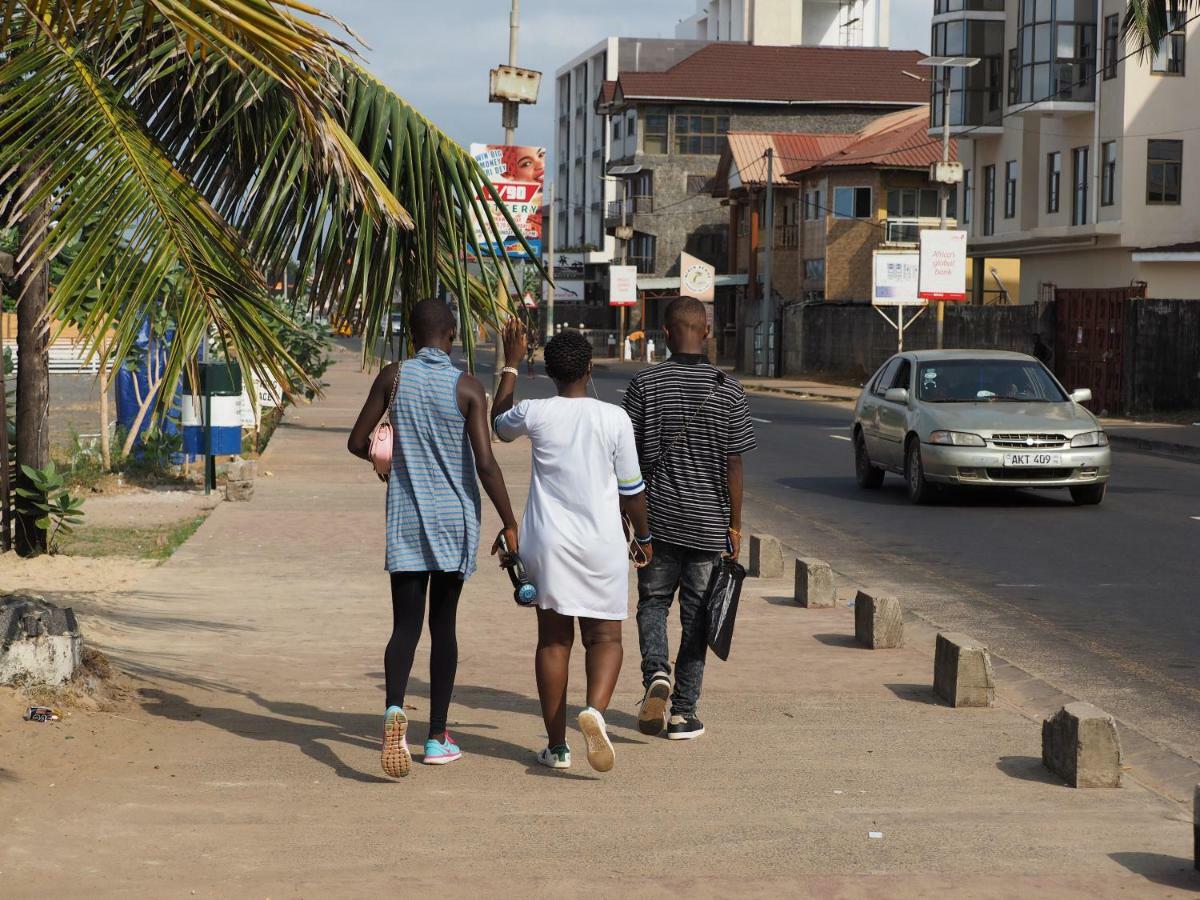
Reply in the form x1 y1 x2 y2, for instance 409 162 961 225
616 44 929 106
813 107 956 170
728 132 855 187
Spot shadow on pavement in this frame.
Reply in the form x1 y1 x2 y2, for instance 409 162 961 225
1108 852 1200 889
778 476 1078 509
811 633 865 649
995 755 1065 786
138 687 392 785
884 683 941 706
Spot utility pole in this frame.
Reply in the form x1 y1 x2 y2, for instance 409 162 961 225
491 0 520 435
936 65 951 350
762 148 775 376
545 181 555 336
620 175 629 355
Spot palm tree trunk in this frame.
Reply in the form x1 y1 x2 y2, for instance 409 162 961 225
14 168 50 556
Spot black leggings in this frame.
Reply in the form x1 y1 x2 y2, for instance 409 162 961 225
386 572 464 738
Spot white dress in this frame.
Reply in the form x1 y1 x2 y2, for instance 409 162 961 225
495 397 645 620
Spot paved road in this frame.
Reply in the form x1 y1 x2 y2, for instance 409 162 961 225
477 350 1200 763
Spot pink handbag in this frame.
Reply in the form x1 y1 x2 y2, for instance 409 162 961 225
370 363 402 479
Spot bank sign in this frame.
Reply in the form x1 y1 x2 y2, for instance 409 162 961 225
918 230 968 302
469 143 544 259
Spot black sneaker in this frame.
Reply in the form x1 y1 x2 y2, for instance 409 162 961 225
666 714 705 740
638 672 671 736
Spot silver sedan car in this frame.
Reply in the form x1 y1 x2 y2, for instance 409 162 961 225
852 350 1112 505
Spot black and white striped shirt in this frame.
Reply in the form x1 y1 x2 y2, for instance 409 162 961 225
623 355 756 552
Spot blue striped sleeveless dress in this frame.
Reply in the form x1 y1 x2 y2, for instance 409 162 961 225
385 348 481 577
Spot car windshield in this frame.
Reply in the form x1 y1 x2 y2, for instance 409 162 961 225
917 359 1068 403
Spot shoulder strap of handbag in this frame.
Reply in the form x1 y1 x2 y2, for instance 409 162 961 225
385 361 402 423
647 370 726 483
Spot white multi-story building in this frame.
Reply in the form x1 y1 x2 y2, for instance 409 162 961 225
935 0 1200 303
676 0 890 48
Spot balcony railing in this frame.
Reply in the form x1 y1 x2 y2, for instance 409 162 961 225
780 224 799 248
882 217 956 244
605 196 654 225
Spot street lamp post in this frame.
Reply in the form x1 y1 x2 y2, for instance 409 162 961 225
918 55 979 349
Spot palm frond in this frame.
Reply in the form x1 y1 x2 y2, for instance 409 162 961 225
1122 0 1196 56
0 13 302 407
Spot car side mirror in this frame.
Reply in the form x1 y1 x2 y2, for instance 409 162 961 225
1070 388 1093 404
885 387 909 404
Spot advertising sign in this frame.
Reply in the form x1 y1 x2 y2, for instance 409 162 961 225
680 251 716 302
547 280 585 303
470 143 545 259
609 265 639 307
872 250 922 306
918 230 968 302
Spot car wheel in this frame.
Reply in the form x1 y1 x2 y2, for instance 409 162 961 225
1069 483 1106 506
905 439 934 505
854 431 885 489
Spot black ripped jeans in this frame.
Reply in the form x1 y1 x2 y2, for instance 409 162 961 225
386 571 463 739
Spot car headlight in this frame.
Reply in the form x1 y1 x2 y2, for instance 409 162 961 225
929 431 986 447
1070 431 1109 448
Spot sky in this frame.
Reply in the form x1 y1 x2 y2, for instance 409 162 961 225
315 1 932 152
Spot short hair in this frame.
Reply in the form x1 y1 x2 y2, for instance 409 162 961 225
665 296 706 333
543 329 593 383
411 298 456 344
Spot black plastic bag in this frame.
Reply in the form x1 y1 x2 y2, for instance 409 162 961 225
704 558 745 661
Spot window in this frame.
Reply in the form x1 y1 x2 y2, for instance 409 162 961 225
1147 139 1183 204
803 189 823 220
1101 141 1117 206
627 111 637 141
630 232 658 273
804 258 825 280
1008 48 1019 103
963 169 973 225
1047 151 1061 213
872 357 902 396
833 186 872 218
1151 12 1186 75
613 119 623 141
686 175 714 195
929 20 1005 128
1071 145 1089 224
1103 14 1119 80
673 111 730 155
1004 160 1018 217
643 113 668 154
686 229 726 266
890 359 913 394
983 164 996 235
1013 0 1096 103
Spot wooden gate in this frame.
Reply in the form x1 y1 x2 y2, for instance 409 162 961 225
1051 284 1145 416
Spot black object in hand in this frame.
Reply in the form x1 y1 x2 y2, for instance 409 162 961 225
499 535 538 607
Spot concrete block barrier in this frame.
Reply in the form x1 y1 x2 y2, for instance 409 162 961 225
793 558 835 608
749 534 784 578
1042 702 1123 788
853 591 903 649
226 459 258 482
933 632 995 708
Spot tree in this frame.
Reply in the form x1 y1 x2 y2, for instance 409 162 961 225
0 2 530 555
1123 0 1193 46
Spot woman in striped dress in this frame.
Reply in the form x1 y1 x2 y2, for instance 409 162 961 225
349 300 520 779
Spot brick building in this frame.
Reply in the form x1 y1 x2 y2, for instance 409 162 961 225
713 106 958 355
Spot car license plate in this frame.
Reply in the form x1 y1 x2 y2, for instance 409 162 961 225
1003 452 1062 467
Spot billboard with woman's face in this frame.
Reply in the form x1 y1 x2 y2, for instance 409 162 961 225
470 144 545 259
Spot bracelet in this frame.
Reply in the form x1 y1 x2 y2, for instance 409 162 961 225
500 366 520 377
634 533 653 545
728 527 741 536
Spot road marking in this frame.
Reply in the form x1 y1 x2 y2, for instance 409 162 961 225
751 416 772 424
829 434 851 442
616 389 626 394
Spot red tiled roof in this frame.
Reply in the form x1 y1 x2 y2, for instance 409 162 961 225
596 80 618 109
616 44 929 106
794 106 956 173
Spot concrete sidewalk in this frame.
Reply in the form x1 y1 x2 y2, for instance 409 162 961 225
1 344 1196 897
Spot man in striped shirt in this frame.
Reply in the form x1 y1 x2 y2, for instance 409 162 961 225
623 297 756 740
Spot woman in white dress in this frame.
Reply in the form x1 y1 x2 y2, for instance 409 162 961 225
493 323 652 773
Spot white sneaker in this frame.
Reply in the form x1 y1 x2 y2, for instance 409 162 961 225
536 745 572 769
577 707 615 773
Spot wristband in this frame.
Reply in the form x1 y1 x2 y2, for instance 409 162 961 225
634 533 653 545
500 366 520 377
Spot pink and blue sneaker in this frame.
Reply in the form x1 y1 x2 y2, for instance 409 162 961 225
381 706 411 778
423 732 463 765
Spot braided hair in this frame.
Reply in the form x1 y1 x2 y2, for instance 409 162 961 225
543 329 593 383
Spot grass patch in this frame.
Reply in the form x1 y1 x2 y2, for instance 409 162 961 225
60 515 208 561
